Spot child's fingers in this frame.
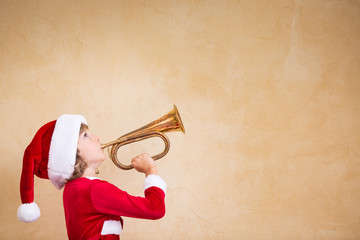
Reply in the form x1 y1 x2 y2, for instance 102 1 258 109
131 153 154 172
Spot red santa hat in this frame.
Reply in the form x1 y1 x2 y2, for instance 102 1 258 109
17 114 87 223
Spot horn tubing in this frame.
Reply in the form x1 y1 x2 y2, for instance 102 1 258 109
108 132 169 170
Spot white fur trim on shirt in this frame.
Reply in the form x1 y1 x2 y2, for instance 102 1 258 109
48 114 87 189
84 176 100 180
101 220 122 235
144 175 167 194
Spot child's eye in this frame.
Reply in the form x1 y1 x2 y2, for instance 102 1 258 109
84 132 88 138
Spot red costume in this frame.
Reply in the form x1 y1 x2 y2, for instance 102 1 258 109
63 175 166 240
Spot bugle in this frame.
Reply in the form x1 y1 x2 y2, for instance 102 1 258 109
101 105 185 170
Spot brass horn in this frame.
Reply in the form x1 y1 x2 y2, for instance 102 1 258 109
101 105 185 170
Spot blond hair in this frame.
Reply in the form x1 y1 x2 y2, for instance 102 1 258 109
66 123 88 182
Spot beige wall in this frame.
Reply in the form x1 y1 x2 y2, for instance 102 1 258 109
1 0 360 239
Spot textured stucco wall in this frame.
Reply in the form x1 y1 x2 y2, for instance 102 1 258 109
1 0 360 239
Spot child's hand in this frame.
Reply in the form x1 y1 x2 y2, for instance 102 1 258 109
131 153 157 176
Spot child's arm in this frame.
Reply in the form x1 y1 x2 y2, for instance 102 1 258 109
89 154 166 220
90 178 166 220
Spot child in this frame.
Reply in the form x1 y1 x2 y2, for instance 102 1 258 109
17 114 166 240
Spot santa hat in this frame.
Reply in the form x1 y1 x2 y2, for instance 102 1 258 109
17 114 87 223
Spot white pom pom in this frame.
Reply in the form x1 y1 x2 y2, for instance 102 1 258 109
17 202 41 223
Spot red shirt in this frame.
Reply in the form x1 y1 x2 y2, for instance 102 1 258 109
63 177 166 240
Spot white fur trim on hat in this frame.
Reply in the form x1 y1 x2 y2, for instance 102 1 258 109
48 114 87 189
144 174 167 194
17 202 40 223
